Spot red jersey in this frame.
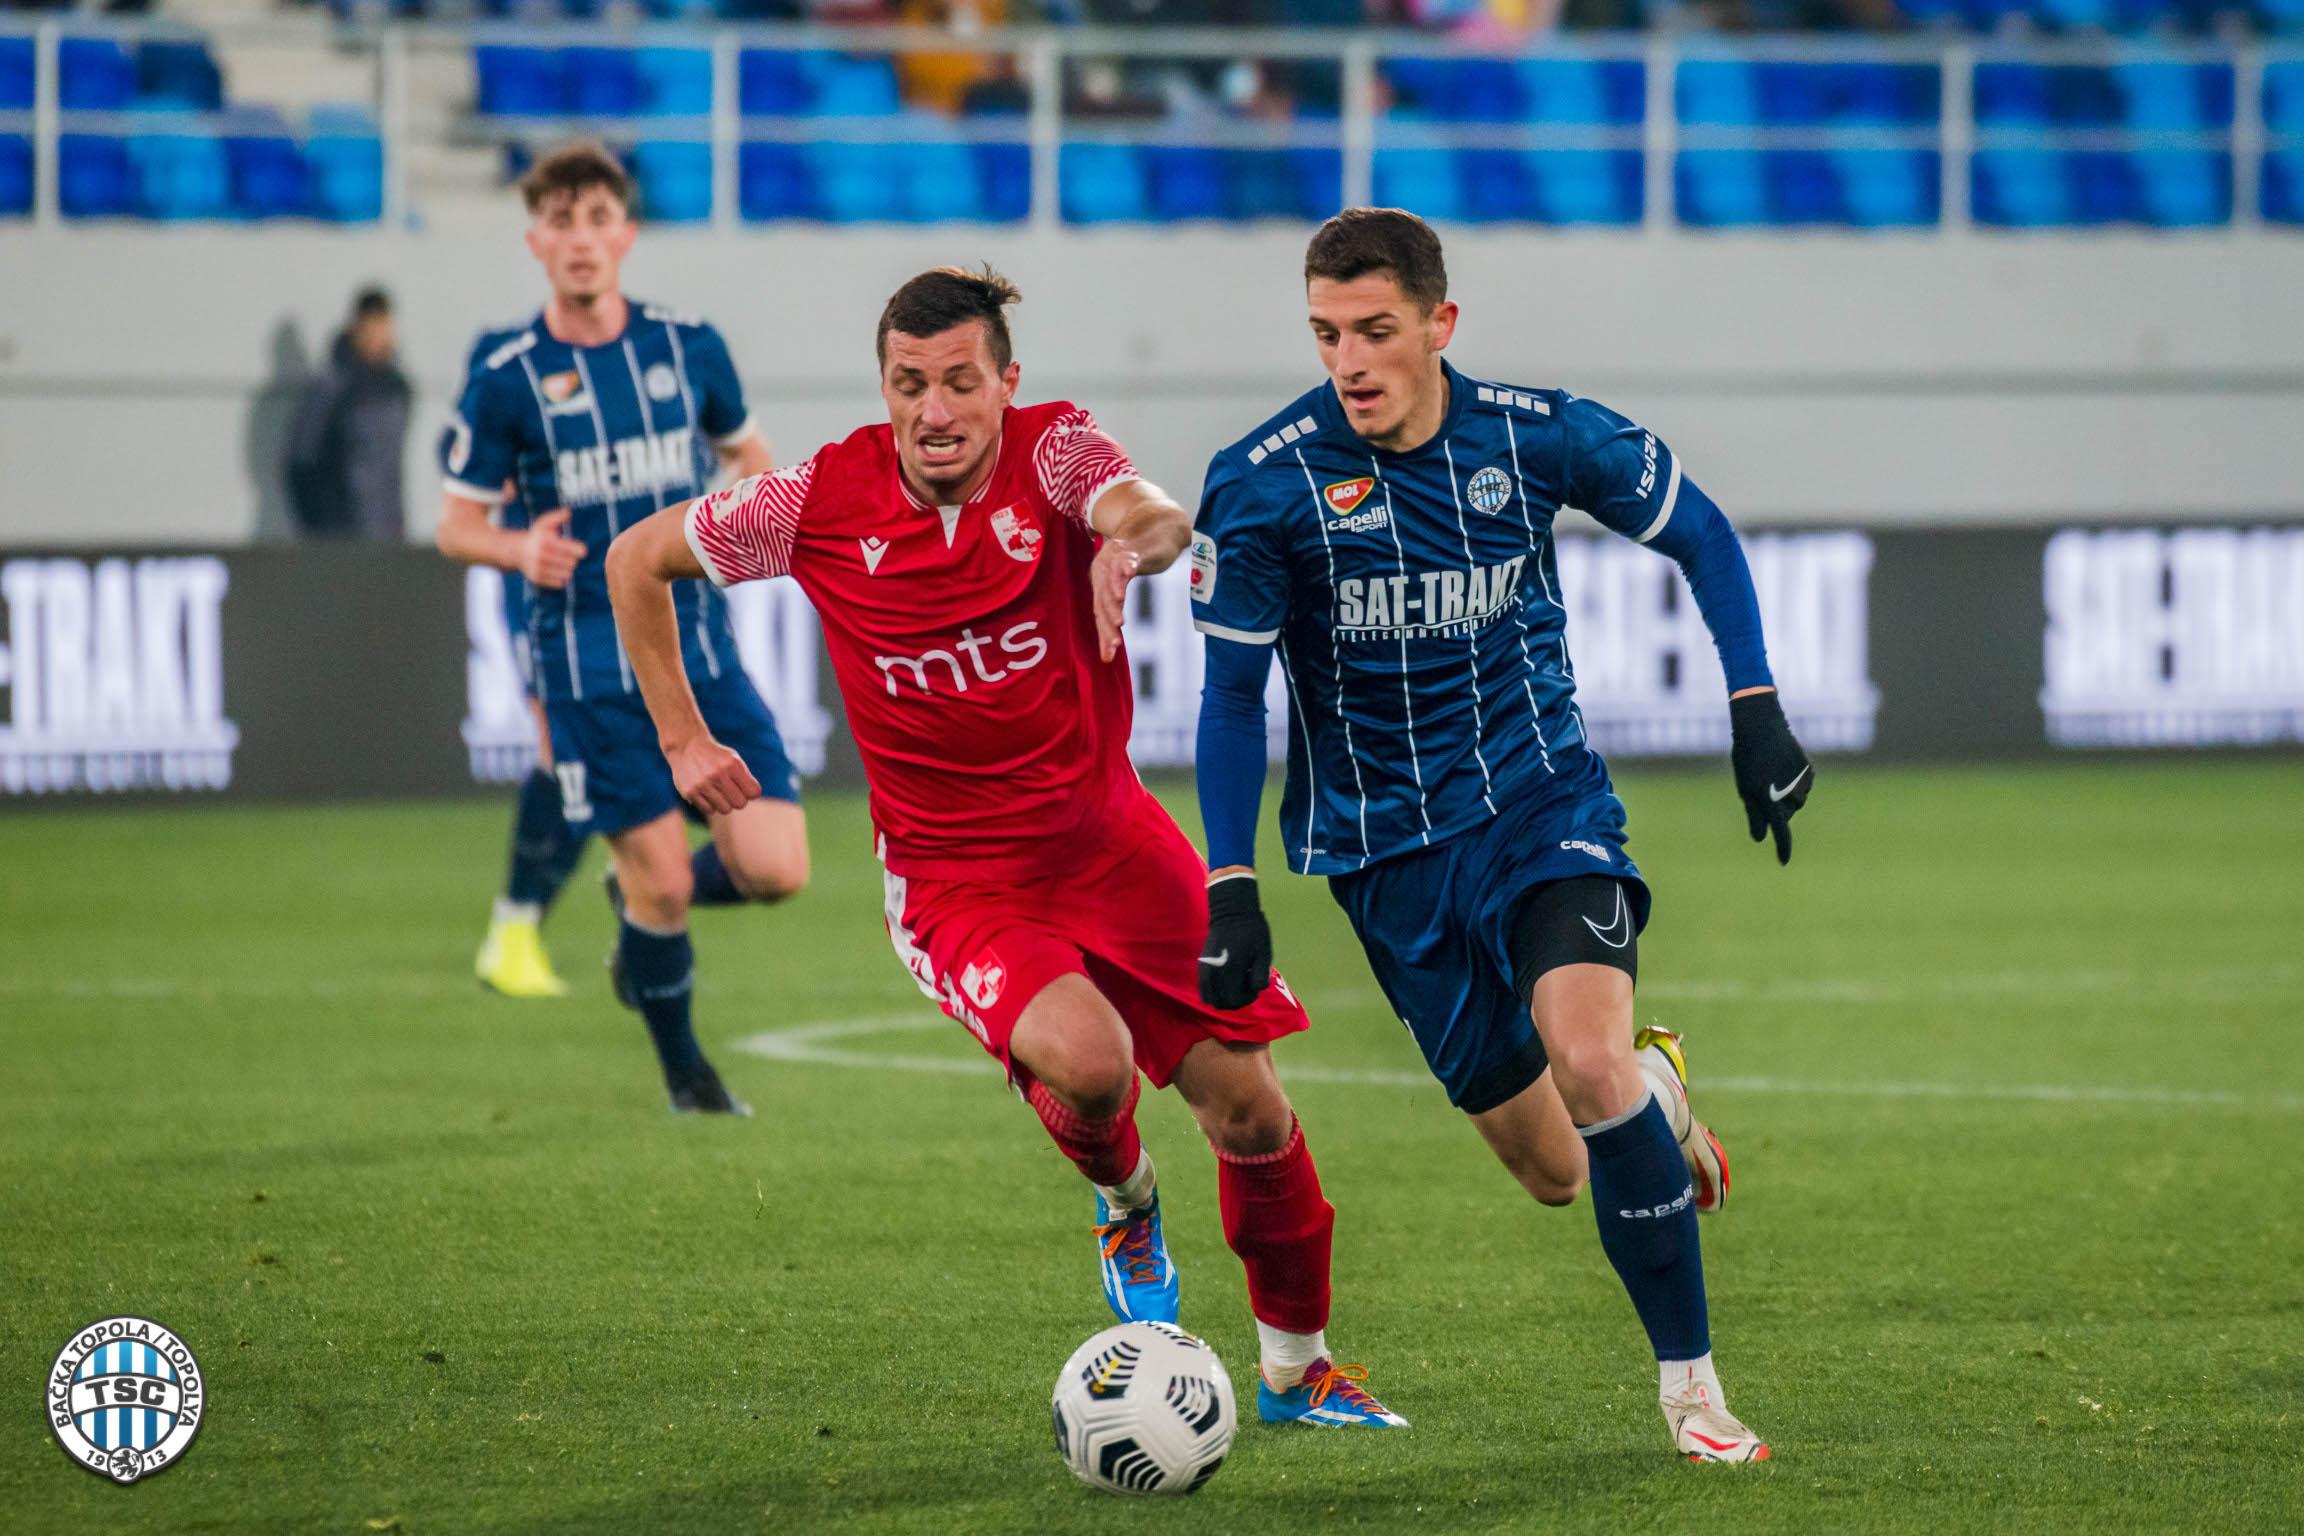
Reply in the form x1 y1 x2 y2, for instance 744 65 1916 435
684 401 1146 881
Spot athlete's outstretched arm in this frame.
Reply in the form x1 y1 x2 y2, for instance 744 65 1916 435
716 431 773 480
604 505 760 816
1638 482 1814 864
1195 635 1275 1009
1086 479 1190 662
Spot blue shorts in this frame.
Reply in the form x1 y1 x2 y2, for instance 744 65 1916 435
1328 747 1651 1114
544 670 798 838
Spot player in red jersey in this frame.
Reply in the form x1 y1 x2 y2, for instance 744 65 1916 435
603 267 1404 1428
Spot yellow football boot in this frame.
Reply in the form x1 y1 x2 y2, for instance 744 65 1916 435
1635 1026 1729 1214
475 913 568 998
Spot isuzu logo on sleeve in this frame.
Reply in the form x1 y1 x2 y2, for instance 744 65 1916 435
47 1316 205 1484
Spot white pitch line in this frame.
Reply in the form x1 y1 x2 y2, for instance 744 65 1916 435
728 1014 2304 1112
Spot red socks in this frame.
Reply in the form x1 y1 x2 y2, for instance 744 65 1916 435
1026 1074 1144 1189
1217 1119 1334 1335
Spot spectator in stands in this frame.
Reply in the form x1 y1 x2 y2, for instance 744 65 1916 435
897 0 1009 112
288 286 411 542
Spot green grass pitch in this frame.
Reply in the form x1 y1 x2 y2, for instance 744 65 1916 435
3 761 2300 1534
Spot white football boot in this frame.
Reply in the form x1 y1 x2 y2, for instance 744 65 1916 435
1662 1377 1771 1463
1635 1027 1730 1214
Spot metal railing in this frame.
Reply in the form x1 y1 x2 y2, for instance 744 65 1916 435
4 18 2298 231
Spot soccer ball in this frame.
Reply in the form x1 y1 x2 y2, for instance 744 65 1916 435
1050 1321 1236 1496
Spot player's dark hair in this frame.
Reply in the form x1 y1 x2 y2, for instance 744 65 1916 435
1304 208 1448 313
876 265 1022 372
518 139 634 217
352 286 391 320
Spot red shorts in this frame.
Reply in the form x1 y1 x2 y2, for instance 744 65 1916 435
880 791 1308 1089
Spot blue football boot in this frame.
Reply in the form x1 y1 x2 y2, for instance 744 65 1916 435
1092 1189 1180 1325
1258 1358 1410 1429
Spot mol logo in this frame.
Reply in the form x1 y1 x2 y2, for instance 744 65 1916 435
0 557 237 795
873 621 1049 698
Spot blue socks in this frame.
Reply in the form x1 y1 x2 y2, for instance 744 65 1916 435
617 920 704 1080
1581 1091 1711 1362
689 843 744 907
506 767 585 911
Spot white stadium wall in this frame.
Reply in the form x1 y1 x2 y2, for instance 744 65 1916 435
2 225 2302 546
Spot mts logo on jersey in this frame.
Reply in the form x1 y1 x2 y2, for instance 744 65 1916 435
555 427 697 508
873 622 1048 697
1336 557 1528 641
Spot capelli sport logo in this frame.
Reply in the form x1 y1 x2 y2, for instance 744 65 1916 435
47 1316 205 1483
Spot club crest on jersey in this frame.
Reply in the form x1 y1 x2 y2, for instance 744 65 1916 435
539 371 592 415
989 505 1042 563
1466 466 1513 515
1322 478 1374 516
644 362 680 402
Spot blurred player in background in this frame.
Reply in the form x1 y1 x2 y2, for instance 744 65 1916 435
435 141 808 1114
606 266 1406 1428
1192 210 1814 1462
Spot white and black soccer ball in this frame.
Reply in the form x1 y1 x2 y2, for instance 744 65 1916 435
1050 1321 1236 1496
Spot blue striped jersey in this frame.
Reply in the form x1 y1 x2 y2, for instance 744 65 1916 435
439 300 754 703
1191 361 1691 876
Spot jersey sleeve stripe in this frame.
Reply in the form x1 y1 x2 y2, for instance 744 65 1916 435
1194 618 1281 645
1631 452 1684 545
1079 470 1141 533
443 476 511 506
1034 409 1140 523
708 412 760 449
684 461 812 586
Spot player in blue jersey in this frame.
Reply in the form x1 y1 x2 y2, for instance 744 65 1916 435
1191 210 1813 1462
434 142 810 1114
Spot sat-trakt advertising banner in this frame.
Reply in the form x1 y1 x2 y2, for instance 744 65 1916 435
3 526 2299 803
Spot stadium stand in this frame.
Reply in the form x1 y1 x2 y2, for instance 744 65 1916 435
5 11 2301 226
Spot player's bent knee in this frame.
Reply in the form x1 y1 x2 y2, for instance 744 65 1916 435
1523 1169 1584 1208
1199 1093 1293 1158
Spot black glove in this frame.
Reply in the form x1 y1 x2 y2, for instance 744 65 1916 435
1199 874 1273 1010
1729 690 1813 866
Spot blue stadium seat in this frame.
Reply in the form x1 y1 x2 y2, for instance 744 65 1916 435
1452 61 1525 123
1147 146 1225 221
2127 59 2232 122
1528 151 1641 224
814 57 899 117
1459 149 1533 221
631 141 711 221
476 48 563 116
1060 143 1149 223
2132 151 2227 225
1757 64 1831 126
564 48 642 117
136 41 223 111
1833 64 1939 125
126 132 231 219
2266 63 2304 131
307 105 383 222
1221 148 1338 220
60 134 133 216
1834 150 1938 226
2069 152 2138 222
1381 59 1455 120
739 142 811 219
1676 151 1768 225
2258 0 2304 31
61 39 137 112
2028 0 2117 28
1677 62 1761 126
973 143 1031 222
0 134 30 216
1518 58 1644 124
0 38 33 111
897 135 985 222
2264 153 2304 223
739 50 815 116
639 0 719 16
635 48 712 116
807 142 902 221
223 106 305 219
1371 148 1463 222
1972 152 2074 225
1768 151 1843 224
